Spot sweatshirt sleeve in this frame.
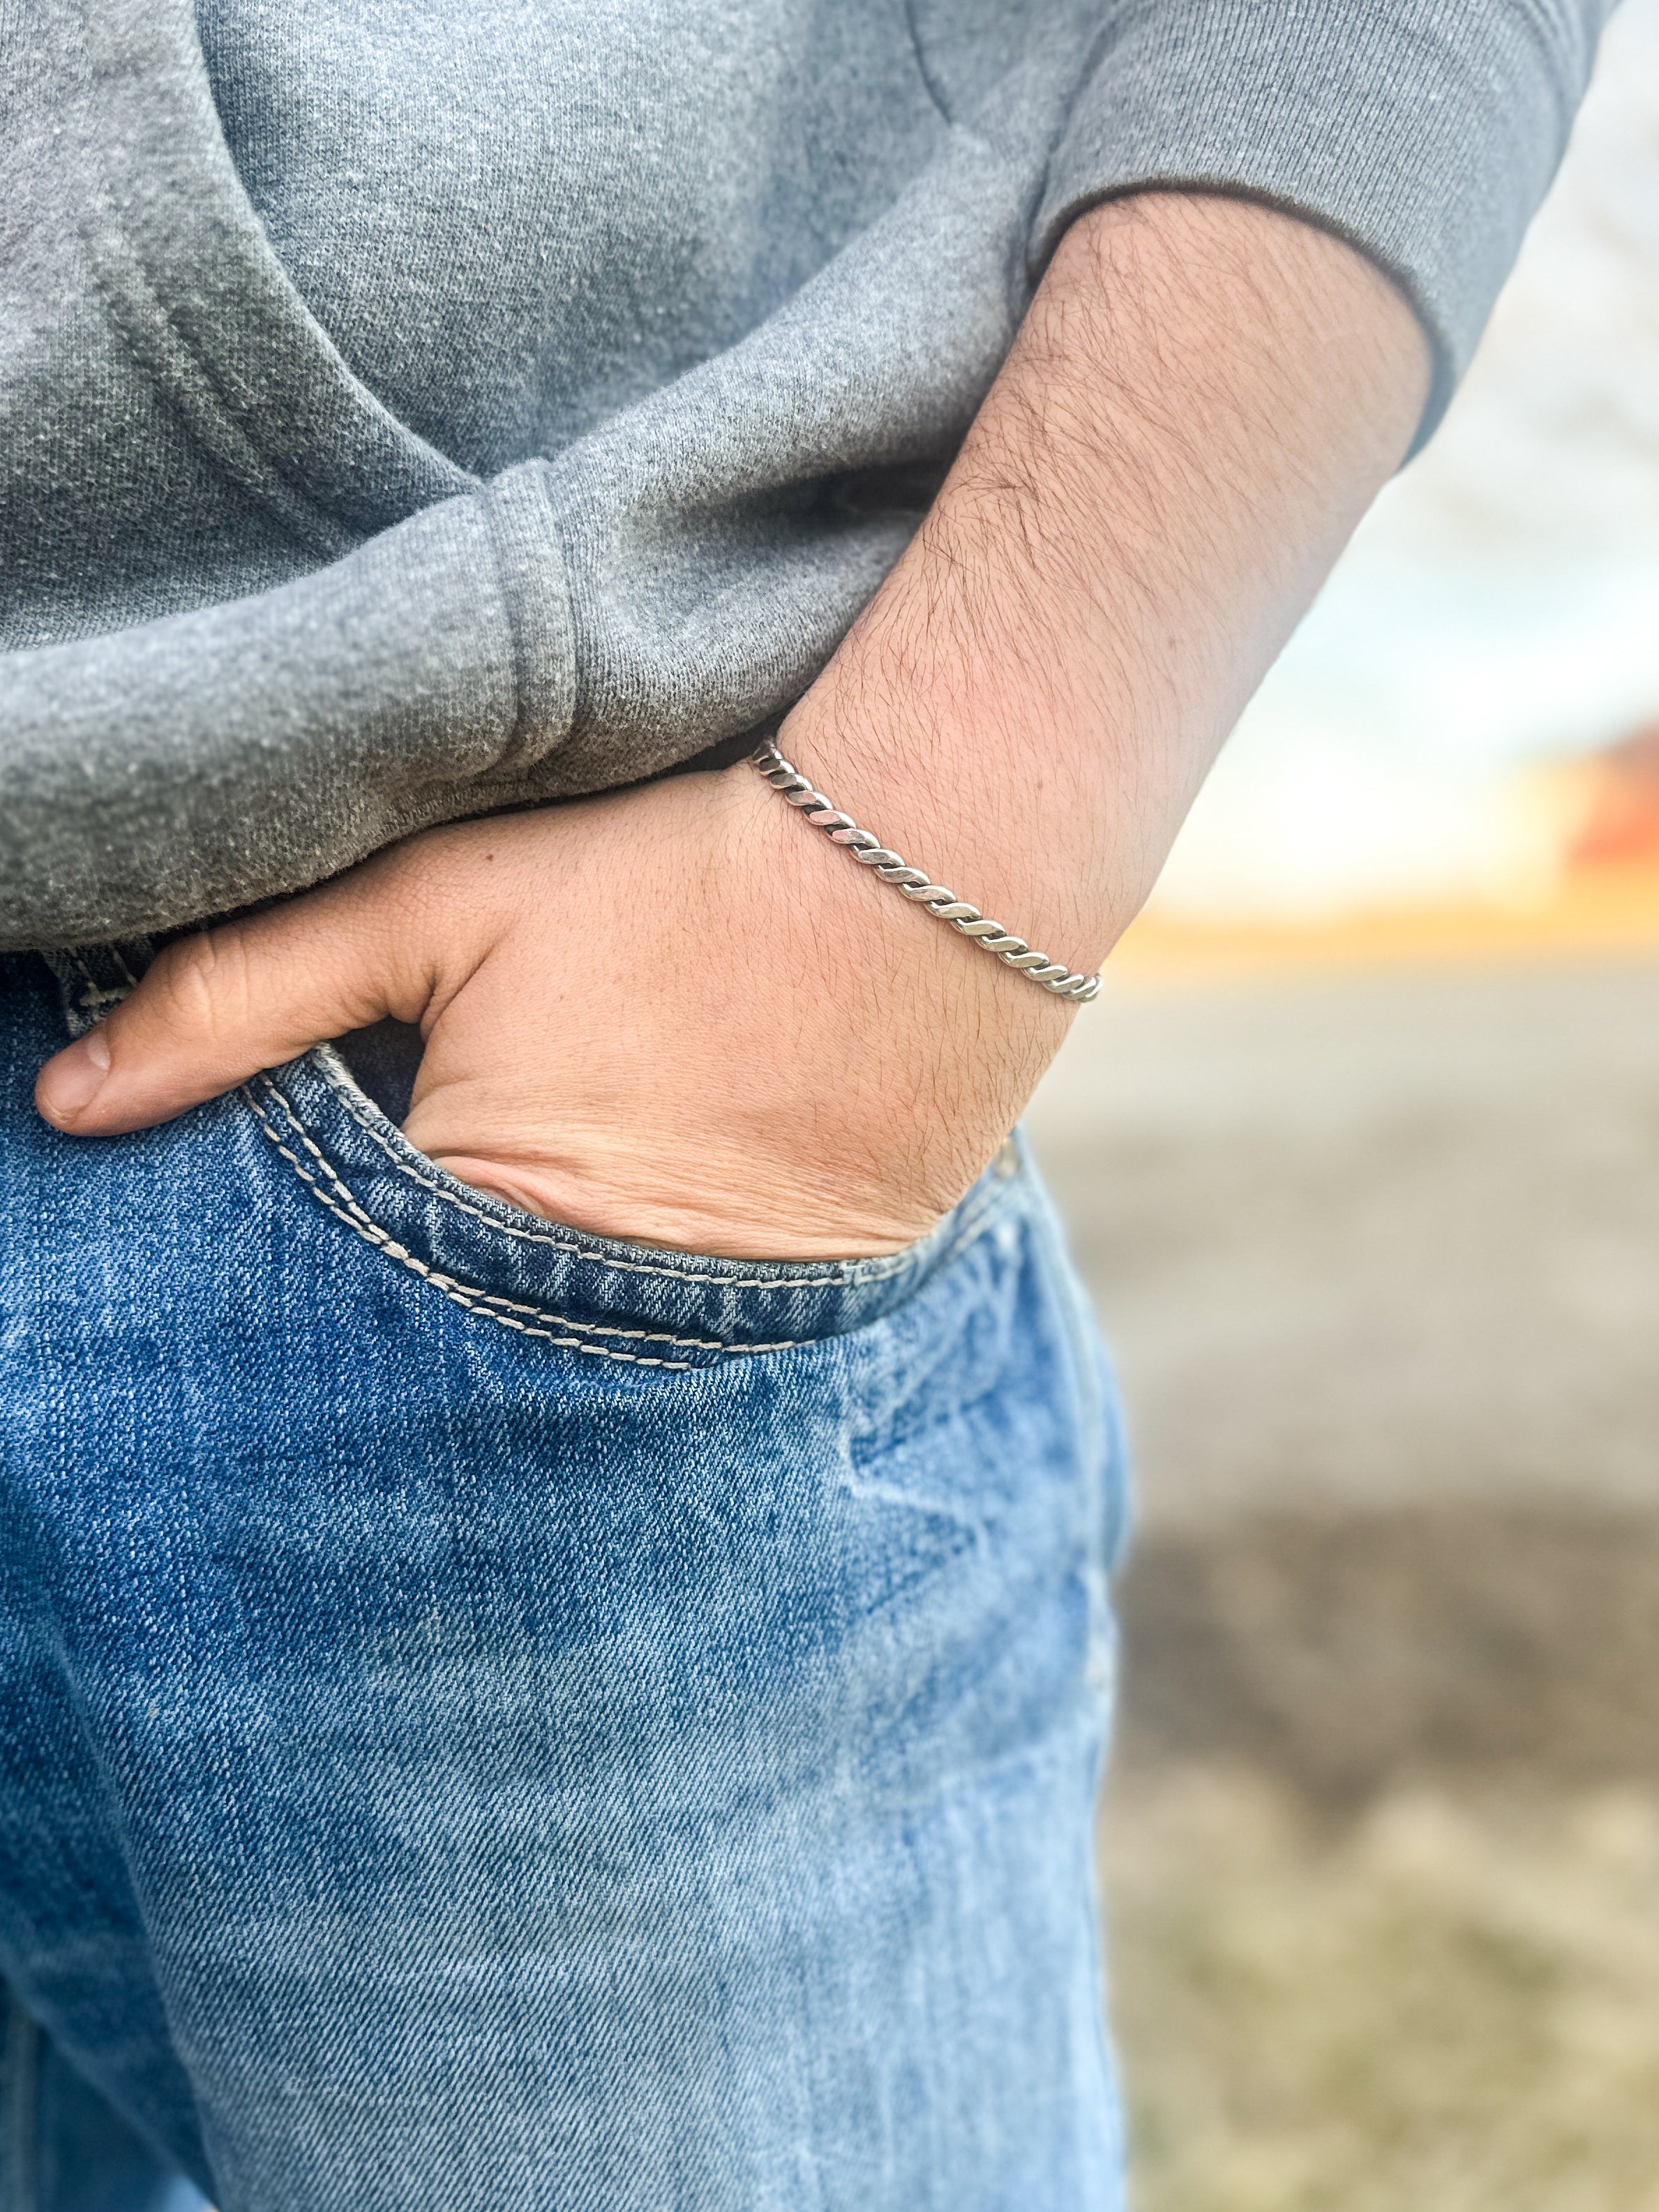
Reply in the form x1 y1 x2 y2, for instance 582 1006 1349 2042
1033 0 1616 443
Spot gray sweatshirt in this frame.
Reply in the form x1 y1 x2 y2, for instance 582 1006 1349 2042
1 0 1612 948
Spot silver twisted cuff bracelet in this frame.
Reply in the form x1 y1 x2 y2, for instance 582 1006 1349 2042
749 740 1102 1003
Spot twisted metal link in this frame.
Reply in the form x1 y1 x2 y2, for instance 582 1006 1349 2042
749 740 1102 1003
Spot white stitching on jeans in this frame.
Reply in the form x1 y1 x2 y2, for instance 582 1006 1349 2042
253 1075 803 1351
65 948 123 1015
247 1060 1015 1361
246 1085 689 1366
244 1082 801 1366
309 1048 931 1292
261 1079 760 1336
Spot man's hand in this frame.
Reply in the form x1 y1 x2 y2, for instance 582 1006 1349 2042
36 195 1429 1257
33 763 1063 1257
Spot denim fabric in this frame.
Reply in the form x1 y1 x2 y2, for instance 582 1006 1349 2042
1 1997 207 2212
0 948 1127 2210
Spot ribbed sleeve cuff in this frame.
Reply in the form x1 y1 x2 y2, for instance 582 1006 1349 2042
1033 0 1609 446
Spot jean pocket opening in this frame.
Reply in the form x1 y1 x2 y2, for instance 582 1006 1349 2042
243 1043 1016 1366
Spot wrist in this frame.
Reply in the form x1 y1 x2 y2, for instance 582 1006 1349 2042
773 655 1120 1003
749 735 1099 1003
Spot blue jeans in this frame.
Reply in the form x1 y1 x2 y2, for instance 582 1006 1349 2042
0 946 1127 2210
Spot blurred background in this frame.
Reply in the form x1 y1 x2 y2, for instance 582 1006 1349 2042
1025 5 1659 2204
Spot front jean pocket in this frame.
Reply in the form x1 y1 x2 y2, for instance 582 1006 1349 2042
241 1043 1020 1368
42 945 1023 1371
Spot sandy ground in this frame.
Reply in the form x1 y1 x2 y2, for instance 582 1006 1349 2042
1026 954 1659 1532
1022 959 1659 2202
1104 1770 1659 2212
1023 956 1659 1793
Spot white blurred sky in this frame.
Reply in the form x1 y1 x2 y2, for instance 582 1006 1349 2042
1152 0 1659 921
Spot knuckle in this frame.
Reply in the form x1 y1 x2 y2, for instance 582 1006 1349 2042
148 926 260 1042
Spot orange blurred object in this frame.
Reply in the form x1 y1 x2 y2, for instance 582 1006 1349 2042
1566 721 1659 869
1115 719 1659 983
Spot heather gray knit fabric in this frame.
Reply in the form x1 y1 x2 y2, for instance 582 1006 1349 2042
0 0 1612 947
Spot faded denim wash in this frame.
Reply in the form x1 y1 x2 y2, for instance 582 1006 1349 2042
0 946 1127 2210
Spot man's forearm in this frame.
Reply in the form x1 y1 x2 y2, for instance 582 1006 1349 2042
37 193 1434 1258
781 193 1429 992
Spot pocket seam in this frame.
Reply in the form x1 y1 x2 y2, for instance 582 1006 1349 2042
247 1061 1016 1355
309 1045 940 1294
245 1076 804 1366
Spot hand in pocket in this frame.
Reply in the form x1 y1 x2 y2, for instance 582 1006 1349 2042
34 765 1058 1260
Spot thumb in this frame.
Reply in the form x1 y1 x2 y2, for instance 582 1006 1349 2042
36 870 430 1137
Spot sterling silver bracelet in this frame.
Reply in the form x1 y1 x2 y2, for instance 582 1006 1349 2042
749 739 1101 1003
